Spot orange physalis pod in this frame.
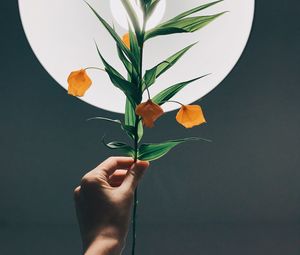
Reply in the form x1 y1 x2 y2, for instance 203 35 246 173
176 105 206 128
67 69 92 97
135 100 164 128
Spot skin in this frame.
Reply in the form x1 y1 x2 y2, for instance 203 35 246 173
74 157 150 255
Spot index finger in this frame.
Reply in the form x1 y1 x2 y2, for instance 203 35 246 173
92 156 135 179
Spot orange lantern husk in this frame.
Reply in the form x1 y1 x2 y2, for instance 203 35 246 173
135 100 164 128
67 69 92 97
176 105 206 128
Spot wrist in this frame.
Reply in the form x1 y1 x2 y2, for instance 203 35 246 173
84 236 124 255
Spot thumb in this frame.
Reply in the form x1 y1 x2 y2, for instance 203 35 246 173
120 160 149 193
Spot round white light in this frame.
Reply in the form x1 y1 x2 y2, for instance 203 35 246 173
110 0 166 31
18 0 255 114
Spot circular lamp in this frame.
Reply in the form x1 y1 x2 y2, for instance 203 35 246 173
18 0 255 113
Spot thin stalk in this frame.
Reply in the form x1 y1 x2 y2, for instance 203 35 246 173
132 109 139 255
163 100 185 106
131 183 138 255
131 9 146 255
145 84 151 100
84 67 105 72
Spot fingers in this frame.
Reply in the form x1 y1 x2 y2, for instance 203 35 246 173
91 156 134 179
80 157 134 191
120 160 150 193
79 157 148 193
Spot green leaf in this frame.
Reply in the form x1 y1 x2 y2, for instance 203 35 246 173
125 98 136 127
146 0 161 20
117 44 132 74
114 23 132 75
95 43 124 79
138 137 211 161
145 13 225 40
87 117 122 125
123 125 137 138
125 99 144 142
85 1 138 68
106 71 138 108
121 0 142 35
143 42 197 90
121 0 145 45
102 136 135 157
152 74 209 105
165 0 223 23
137 120 144 142
95 43 141 107
87 117 136 139
129 24 141 71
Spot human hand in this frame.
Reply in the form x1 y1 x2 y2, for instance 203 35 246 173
74 157 150 255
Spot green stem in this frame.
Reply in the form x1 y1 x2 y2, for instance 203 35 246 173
145 84 151 100
131 186 138 255
131 9 146 255
163 100 185 106
132 113 139 255
131 107 140 255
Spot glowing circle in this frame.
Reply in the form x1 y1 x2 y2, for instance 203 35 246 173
18 0 255 113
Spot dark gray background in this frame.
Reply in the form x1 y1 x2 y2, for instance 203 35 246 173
1 0 300 254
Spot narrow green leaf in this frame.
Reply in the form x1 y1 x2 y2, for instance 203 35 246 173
102 137 135 157
121 0 144 44
85 1 138 68
165 0 223 23
125 98 136 127
117 44 132 74
113 23 132 75
125 99 136 141
124 99 144 142
95 43 124 79
129 24 141 70
107 72 138 108
137 120 144 142
152 74 209 105
138 137 211 161
123 125 136 137
121 0 141 35
143 42 198 90
87 117 136 139
87 117 122 125
146 0 161 20
95 43 140 107
145 13 225 40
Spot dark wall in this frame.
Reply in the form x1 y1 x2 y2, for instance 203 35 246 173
0 1 299 254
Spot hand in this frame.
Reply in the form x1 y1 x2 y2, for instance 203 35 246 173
74 157 149 255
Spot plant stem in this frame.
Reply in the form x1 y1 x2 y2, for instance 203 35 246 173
84 67 105 72
132 116 138 253
163 100 185 106
131 116 139 255
131 186 138 255
131 10 146 255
